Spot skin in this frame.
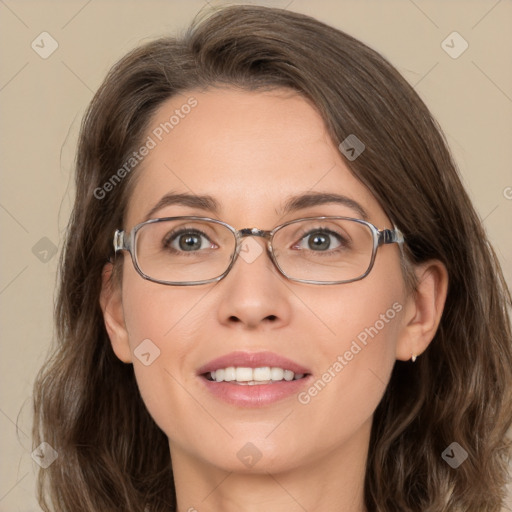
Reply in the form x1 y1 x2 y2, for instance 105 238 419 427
101 87 448 512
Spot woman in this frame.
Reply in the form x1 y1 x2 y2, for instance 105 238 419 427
32 4 512 511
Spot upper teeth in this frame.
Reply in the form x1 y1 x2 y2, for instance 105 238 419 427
209 367 304 383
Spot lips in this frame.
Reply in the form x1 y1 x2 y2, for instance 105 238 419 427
197 351 310 376
197 351 312 407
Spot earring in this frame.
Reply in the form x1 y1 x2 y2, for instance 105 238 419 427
411 354 417 363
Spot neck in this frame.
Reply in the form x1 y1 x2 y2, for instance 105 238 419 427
170 420 370 512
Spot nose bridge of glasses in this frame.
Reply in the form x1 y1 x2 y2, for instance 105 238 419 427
234 227 273 257
238 227 271 238
236 227 273 251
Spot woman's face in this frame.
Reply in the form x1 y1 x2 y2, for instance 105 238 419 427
110 87 409 475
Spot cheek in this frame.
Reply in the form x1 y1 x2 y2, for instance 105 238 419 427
288 308 400 463
303 244 405 363
292 258 405 447
116 244 407 469
120 271 207 431
121 258 213 347
313 282 404 366
305 288 403 396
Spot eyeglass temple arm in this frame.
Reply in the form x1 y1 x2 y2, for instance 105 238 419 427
379 226 404 245
113 229 128 252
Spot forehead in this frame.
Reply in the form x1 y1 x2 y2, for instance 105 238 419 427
124 87 387 229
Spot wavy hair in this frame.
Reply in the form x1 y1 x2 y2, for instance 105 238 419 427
32 5 512 511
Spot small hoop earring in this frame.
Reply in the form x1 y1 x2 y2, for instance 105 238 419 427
411 354 417 363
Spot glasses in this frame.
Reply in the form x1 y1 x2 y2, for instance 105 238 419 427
113 216 404 286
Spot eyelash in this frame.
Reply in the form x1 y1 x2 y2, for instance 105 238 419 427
292 227 349 254
162 228 215 255
162 226 349 255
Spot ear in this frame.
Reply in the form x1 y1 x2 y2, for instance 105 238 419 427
396 260 449 361
99 262 132 363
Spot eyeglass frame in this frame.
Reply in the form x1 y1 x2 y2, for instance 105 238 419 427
113 215 405 286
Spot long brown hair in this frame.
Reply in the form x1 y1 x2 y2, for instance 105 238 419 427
32 5 512 511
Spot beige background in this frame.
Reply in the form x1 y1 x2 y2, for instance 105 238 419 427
0 0 511 510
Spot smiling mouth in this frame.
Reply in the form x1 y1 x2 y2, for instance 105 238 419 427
203 366 309 385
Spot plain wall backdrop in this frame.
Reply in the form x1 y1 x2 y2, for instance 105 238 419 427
0 0 511 509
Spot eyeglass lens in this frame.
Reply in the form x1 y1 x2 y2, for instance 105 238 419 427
134 218 374 283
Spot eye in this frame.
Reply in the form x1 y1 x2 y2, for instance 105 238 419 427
163 229 215 252
293 229 346 252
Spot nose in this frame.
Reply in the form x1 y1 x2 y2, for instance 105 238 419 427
215 236 292 330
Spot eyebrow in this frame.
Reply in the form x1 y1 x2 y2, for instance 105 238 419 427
144 191 368 221
144 192 221 221
279 191 368 220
